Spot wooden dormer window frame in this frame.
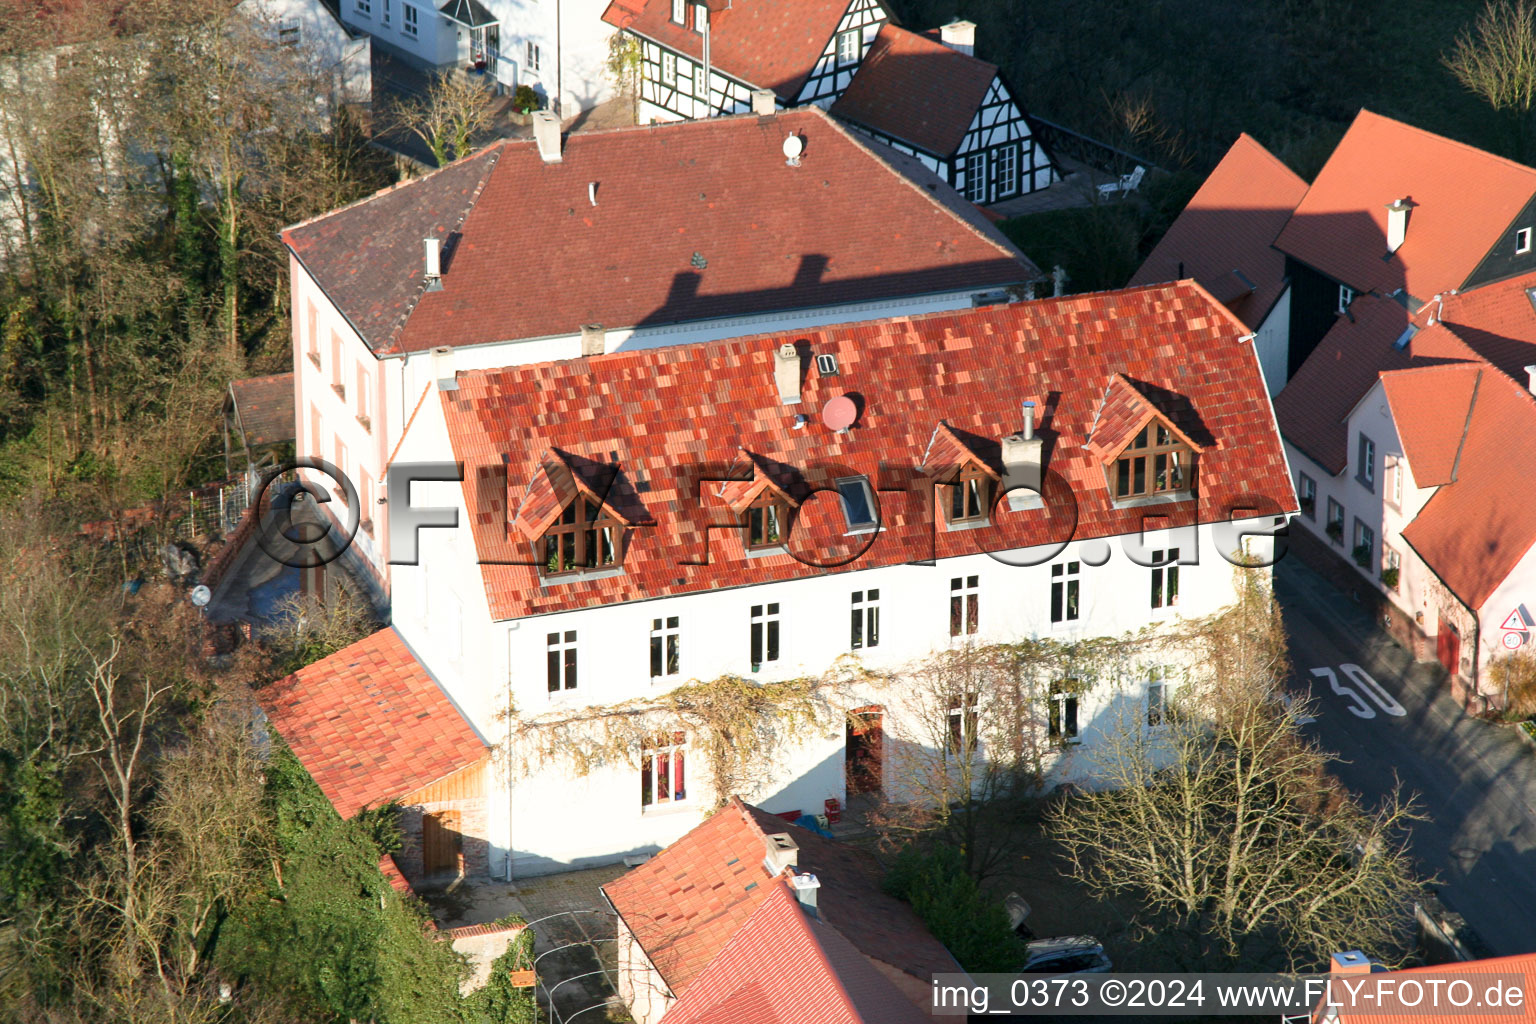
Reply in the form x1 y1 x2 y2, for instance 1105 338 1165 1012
945 462 992 524
744 491 790 550
540 496 625 576
1112 420 1193 500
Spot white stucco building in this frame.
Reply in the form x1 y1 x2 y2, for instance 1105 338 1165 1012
266 280 1296 881
338 0 614 113
280 105 1041 604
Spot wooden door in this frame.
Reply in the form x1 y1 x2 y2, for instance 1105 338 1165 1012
422 810 462 876
1437 618 1461 677
845 707 883 796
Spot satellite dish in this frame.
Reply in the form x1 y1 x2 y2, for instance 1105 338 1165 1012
782 134 804 165
190 585 212 608
822 395 857 432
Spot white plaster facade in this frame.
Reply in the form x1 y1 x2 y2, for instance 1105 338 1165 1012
1284 376 1527 695
340 0 615 114
378 381 1281 874
289 252 1024 599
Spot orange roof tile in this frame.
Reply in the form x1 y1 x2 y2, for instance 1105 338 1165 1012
602 798 959 995
1378 365 1482 487
601 0 866 101
1273 110 1536 299
284 112 1037 357
226 372 295 448
443 283 1295 621
921 421 1001 481
1328 952 1536 1023
1436 270 1536 383
1129 132 1307 330
1401 369 1536 609
1274 294 1422 474
829 24 1002 157
258 628 488 820
661 884 932 1024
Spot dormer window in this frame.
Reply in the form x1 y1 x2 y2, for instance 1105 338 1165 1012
541 498 623 576
946 462 991 524
1113 423 1191 500
744 493 789 550
1519 227 1533 255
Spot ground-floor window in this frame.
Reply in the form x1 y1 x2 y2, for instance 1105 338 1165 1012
641 731 687 808
947 692 980 758
1147 666 1171 727
1049 685 1080 741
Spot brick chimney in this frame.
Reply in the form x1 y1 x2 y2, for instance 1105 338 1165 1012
939 19 976 55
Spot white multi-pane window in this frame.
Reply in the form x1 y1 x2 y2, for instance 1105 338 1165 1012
278 20 300 46
1049 685 1080 741
995 145 1018 197
403 3 417 35
641 731 687 808
850 590 880 650
1357 434 1376 490
650 616 680 679
546 630 577 692
1051 561 1080 623
1151 548 1180 610
355 0 370 15
356 363 372 427
965 152 988 203
947 692 979 758
660 51 677 85
1338 285 1355 314
750 603 779 667
1147 666 1170 727
670 0 685 24
949 576 978 636
526 41 541 72
836 29 859 66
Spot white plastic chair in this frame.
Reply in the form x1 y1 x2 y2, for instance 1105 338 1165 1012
1096 164 1146 198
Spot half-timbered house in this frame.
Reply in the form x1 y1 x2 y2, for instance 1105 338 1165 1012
601 0 890 122
829 23 1057 204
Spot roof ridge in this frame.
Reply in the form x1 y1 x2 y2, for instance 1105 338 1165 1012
827 107 1031 269
1353 107 1536 180
452 283 1222 392
1230 131 1307 188
383 147 505 349
879 22 1000 75
1448 368 1483 484
280 143 501 239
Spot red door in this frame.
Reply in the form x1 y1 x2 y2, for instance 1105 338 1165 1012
1437 618 1461 677
845 707 883 795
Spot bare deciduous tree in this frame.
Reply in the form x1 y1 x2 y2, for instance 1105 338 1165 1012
1445 0 1536 157
1049 574 1428 970
389 72 498 166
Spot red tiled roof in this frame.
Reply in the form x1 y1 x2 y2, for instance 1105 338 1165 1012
922 421 1000 480
602 797 959 995
1328 953 1536 1023
661 884 932 1024
1400 367 1536 609
1435 270 1536 383
1272 109 1536 299
442 283 1294 621
258 628 488 819
1128 132 1307 330
601 0 868 100
1379 365 1481 487
1085 372 1206 461
829 24 999 157
1274 294 1420 474
226 372 295 447
282 109 1036 355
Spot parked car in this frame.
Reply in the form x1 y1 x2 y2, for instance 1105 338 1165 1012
1020 936 1112 974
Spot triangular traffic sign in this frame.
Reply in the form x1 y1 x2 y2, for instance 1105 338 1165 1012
1502 607 1529 631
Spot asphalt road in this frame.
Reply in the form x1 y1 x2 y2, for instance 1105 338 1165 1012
1276 558 1536 957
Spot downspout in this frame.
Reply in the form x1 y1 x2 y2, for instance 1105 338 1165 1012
555 0 563 117
506 621 518 882
701 7 710 115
